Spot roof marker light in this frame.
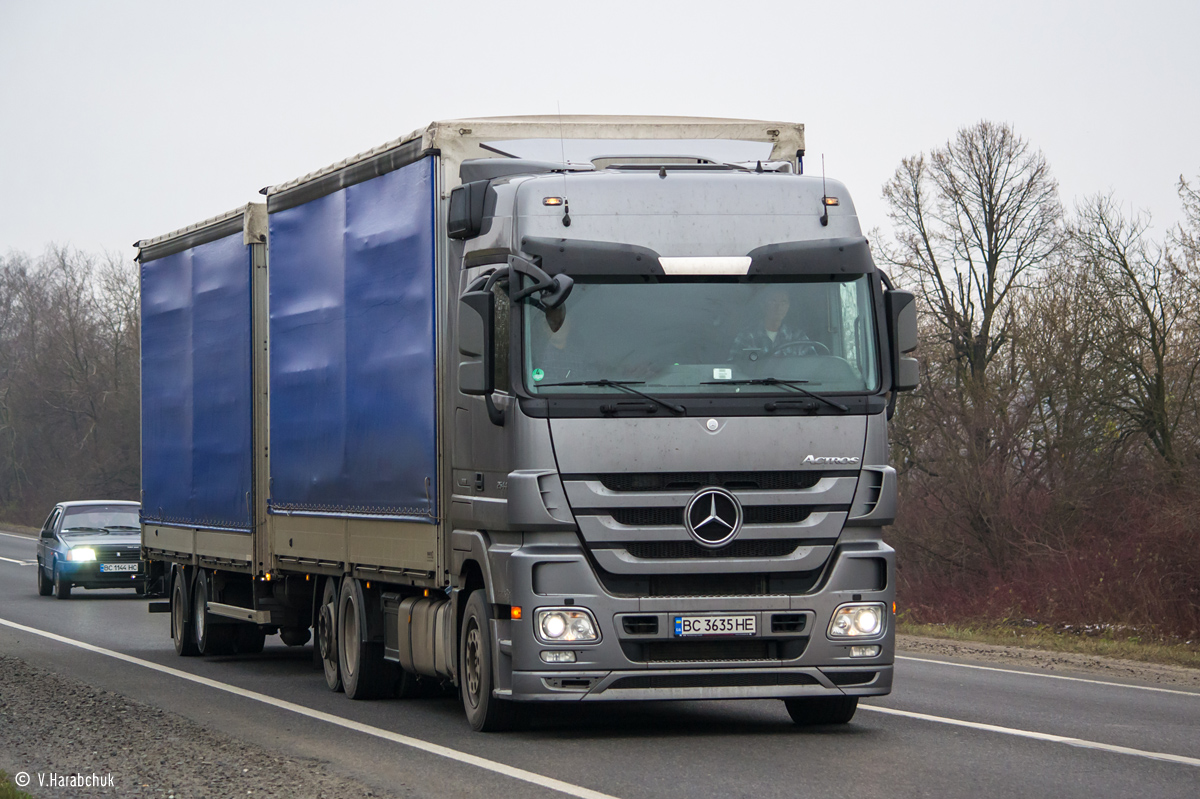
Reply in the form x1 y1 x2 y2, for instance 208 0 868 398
543 197 564 206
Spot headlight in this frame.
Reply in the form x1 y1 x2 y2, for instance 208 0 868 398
535 608 600 643
827 602 886 639
67 547 96 562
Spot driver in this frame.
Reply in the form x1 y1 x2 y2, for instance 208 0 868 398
728 287 817 362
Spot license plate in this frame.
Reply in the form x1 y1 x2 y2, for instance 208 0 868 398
101 563 138 573
674 614 757 637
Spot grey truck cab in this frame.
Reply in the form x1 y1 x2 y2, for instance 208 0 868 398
447 129 917 729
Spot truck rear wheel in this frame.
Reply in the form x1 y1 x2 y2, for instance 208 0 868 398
783 696 859 725
318 578 342 691
338 577 394 699
460 590 514 732
194 572 235 656
171 571 199 656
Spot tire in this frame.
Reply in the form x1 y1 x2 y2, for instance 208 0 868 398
236 625 267 654
337 577 394 700
171 571 199 656
193 571 236 656
783 696 859 725
318 577 342 692
52 561 72 599
37 559 53 596
460 589 515 732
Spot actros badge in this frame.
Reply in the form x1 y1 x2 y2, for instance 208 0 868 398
684 487 743 548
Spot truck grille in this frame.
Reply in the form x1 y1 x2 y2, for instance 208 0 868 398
642 640 774 662
608 672 818 690
623 539 801 559
609 506 812 527
597 471 832 492
598 570 823 597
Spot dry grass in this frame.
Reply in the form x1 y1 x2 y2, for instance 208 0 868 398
897 619 1200 670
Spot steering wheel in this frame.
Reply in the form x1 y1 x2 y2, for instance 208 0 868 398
772 339 830 356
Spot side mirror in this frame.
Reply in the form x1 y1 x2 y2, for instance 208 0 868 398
885 289 919 392
457 290 494 396
448 181 489 240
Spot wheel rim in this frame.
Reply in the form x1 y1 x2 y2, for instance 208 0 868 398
318 603 336 662
194 587 206 643
465 622 482 707
172 581 185 643
341 595 359 677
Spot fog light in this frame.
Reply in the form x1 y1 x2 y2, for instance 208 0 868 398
540 650 577 663
67 547 96 562
535 608 600 643
850 645 881 658
827 602 886 639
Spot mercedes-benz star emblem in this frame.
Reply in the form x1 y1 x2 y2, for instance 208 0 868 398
684 487 742 548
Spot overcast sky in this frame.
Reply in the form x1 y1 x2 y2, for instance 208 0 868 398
2 0 1197 260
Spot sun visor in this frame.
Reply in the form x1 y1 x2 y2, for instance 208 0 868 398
520 236 664 276
748 237 876 275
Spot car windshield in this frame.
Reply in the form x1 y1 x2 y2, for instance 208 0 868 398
61 506 140 532
522 275 879 395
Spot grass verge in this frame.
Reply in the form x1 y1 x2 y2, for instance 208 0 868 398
897 619 1200 670
0 771 33 799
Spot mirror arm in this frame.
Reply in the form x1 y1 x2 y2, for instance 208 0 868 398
485 394 505 426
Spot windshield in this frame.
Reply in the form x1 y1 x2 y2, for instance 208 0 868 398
523 275 879 395
61 505 140 532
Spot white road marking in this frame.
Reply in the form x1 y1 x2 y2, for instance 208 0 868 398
0 617 620 799
898 654 1200 697
860 704 1200 767
0 555 36 566
0 530 37 540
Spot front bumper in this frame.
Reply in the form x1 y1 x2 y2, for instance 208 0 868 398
495 540 895 702
57 559 148 588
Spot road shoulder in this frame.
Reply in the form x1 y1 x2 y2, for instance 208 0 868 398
897 633 1200 689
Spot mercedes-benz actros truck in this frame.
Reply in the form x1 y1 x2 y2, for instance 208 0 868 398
138 116 918 731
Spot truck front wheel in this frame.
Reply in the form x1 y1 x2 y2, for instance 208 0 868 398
460 590 514 732
783 696 858 725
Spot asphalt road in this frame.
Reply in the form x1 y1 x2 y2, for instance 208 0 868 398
1 529 1197 798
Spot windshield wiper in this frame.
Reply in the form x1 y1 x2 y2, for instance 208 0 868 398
104 525 140 531
701 377 848 412
538 379 686 415
61 526 106 533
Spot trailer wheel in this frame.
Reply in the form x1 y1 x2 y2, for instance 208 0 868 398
338 577 394 700
460 590 514 732
318 577 342 692
52 561 72 599
783 696 858 725
171 570 199 656
37 559 53 596
194 572 235 656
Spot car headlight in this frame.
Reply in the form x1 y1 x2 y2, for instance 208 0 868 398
535 608 600 643
827 602 886 639
67 547 96 562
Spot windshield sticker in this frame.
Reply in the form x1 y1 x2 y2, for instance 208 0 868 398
712 368 732 380
532 368 545 382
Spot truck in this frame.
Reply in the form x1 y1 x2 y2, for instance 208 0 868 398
137 116 918 731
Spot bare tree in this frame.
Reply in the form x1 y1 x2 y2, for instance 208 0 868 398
1073 195 1200 478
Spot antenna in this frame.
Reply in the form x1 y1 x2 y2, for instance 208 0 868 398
819 154 829 227
557 101 571 227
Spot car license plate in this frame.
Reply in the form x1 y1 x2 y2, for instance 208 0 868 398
100 563 138 573
674 614 757 637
